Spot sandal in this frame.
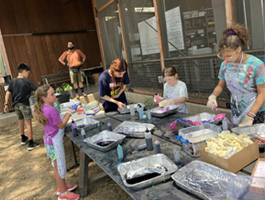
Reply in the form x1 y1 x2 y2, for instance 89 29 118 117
82 93 87 97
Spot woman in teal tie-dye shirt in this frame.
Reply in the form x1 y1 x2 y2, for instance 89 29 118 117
207 24 265 127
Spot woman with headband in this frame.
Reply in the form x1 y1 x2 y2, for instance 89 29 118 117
207 24 265 127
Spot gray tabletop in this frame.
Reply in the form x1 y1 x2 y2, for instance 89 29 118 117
65 111 263 199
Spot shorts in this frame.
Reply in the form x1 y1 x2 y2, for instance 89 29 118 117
14 103 33 120
69 67 84 84
45 144 56 161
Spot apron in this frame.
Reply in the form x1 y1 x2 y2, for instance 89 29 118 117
224 63 257 126
44 128 66 179
166 93 188 114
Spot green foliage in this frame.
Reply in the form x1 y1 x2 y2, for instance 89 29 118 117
144 98 156 107
55 83 73 94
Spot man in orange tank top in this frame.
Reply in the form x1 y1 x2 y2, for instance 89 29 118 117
58 41 86 98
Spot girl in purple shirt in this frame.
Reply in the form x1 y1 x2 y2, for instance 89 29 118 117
33 85 79 200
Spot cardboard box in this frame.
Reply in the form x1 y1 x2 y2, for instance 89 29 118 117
79 94 96 104
201 140 259 173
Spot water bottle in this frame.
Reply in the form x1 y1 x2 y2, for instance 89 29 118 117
145 129 153 151
71 119 78 137
136 143 147 151
155 140 161 154
54 98 60 113
130 105 135 117
222 118 228 131
81 128 86 141
173 148 181 165
107 122 112 131
147 109 152 120
117 144 124 161
97 122 101 133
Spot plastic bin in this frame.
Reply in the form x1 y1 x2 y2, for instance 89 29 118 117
227 175 265 200
177 124 222 157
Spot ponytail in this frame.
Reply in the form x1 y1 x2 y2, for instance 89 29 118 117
33 85 50 125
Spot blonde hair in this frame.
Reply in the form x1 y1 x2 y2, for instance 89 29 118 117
33 85 50 125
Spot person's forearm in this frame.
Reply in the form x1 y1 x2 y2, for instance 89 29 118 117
101 95 118 104
249 94 265 114
58 59 66 66
4 91 10 104
117 85 126 97
173 97 186 104
212 85 223 97
57 113 71 129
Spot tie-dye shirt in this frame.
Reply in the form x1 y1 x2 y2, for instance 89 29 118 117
218 55 265 111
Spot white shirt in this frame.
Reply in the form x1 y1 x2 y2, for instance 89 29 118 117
163 80 189 113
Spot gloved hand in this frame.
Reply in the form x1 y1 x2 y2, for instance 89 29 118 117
66 108 77 115
159 99 174 107
238 115 254 127
207 94 218 111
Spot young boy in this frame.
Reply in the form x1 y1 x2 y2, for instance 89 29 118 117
4 63 39 151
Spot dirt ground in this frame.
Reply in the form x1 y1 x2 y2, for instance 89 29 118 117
0 120 132 200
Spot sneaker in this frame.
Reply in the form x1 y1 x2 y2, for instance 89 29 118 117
21 136 28 146
82 92 87 97
27 141 39 151
57 184 78 195
58 192 80 200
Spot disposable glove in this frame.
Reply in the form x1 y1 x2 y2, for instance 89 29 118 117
159 99 174 107
207 94 218 111
238 115 254 127
66 108 77 115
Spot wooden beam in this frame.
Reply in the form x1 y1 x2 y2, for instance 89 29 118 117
153 0 165 71
225 0 235 27
117 0 128 63
92 0 107 70
98 0 115 14
79 151 89 198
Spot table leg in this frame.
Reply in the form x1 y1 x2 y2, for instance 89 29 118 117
79 150 89 197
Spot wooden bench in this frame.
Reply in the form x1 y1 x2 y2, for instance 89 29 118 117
41 70 88 87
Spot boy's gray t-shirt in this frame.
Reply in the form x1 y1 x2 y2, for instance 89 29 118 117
8 78 37 106
163 80 189 113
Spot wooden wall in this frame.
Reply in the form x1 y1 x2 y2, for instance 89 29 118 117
0 0 101 86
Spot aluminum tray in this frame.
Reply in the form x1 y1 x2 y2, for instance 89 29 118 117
113 121 155 138
182 112 223 126
117 154 178 190
171 160 236 200
84 130 126 152
75 117 99 131
150 105 179 118
118 103 145 114
232 124 265 148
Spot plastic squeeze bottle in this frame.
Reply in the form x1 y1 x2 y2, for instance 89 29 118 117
212 102 219 112
54 98 61 113
173 148 181 165
81 128 86 141
117 144 124 161
145 129 153 151
222 118 228 131
107 122 112 131
147 109 152 120
155 140 161 154
155 93 160 106
71 119 78 137
97 122 101 133
130 105 135 117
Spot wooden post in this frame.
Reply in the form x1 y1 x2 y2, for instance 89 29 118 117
92 0 107 70
78 151 89 197
117 0 129 63
153 0 165 71
225 0 235 27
